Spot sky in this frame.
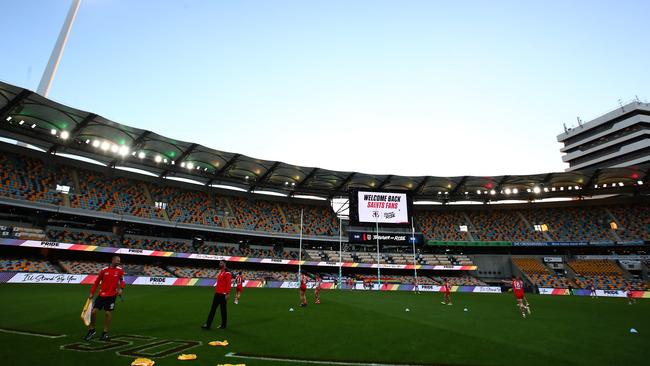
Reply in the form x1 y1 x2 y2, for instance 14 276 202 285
0 0 648 177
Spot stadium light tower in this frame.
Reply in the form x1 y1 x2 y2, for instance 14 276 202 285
37 0 81 97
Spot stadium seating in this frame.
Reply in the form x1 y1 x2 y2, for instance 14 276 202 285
0 257 58 273
513 257 549 275
283 204 339 236
47 228 120 247
1 152 649 242
59 260 173 277
521 207 614 242
467 210 545 242
149 184 222 225
0 154 71 205
513 257 574 288
355 275 484 286
45 227 307 261
122 235 193 253
608 205 650 241
568 260 647 291
168 266 293 281
415 211 470 241
305 250 475 267
527 274 574 288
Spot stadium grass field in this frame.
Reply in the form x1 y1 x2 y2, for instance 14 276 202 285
0 284 647 366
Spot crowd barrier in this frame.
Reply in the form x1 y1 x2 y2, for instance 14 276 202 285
538 287 649 298
0 272 502 293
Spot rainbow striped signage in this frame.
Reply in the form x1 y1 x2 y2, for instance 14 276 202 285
0 239 477 271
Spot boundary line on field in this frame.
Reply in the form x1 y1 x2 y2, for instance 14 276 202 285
0 328 67 339
225 352 435 366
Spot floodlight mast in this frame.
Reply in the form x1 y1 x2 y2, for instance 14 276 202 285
376 217 381 289
412 217 418 286
37 0 81 97
298 208 303 283
338 217 343 290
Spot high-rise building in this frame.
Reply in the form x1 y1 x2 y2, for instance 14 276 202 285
557 101 650 171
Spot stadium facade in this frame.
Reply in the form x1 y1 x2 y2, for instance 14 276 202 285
0 80 648 298
557 100 650 171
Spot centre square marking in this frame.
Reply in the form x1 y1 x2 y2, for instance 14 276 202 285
60 334 202 358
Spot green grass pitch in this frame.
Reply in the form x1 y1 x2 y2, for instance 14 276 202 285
0 284 647 366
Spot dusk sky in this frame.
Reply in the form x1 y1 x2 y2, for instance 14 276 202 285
1 0 648 176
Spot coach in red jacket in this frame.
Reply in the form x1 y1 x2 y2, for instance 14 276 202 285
202 260 232 330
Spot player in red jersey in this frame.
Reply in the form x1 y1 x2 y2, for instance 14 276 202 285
299 273 308 307
511 276 531 317
626 283 636 305
314 275 322 304
413 277 421 295
85 256 125 341
441 279 452 305
234 272 243 305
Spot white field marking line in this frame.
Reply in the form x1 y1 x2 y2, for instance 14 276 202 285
114 339 203 359
225 352 429 366
0 328 66 339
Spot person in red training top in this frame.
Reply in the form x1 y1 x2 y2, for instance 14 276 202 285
511 276 531 317
299 273 308 307
626 283 636 305
314 275 322 304
234 272 243 305
85 256 125 341
202 261 232 330
441 279 452 305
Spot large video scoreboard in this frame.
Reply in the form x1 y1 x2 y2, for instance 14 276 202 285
349 189 413 226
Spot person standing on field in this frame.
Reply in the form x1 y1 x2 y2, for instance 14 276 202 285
202 261 232 329
441 279 452 305
85 256 125 341
299 273 308 307
314 275 322 304
234 271 243 305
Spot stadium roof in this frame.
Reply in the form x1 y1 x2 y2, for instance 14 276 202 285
1 80 648 202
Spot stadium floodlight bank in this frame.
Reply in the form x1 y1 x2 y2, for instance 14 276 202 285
0 81 648 204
